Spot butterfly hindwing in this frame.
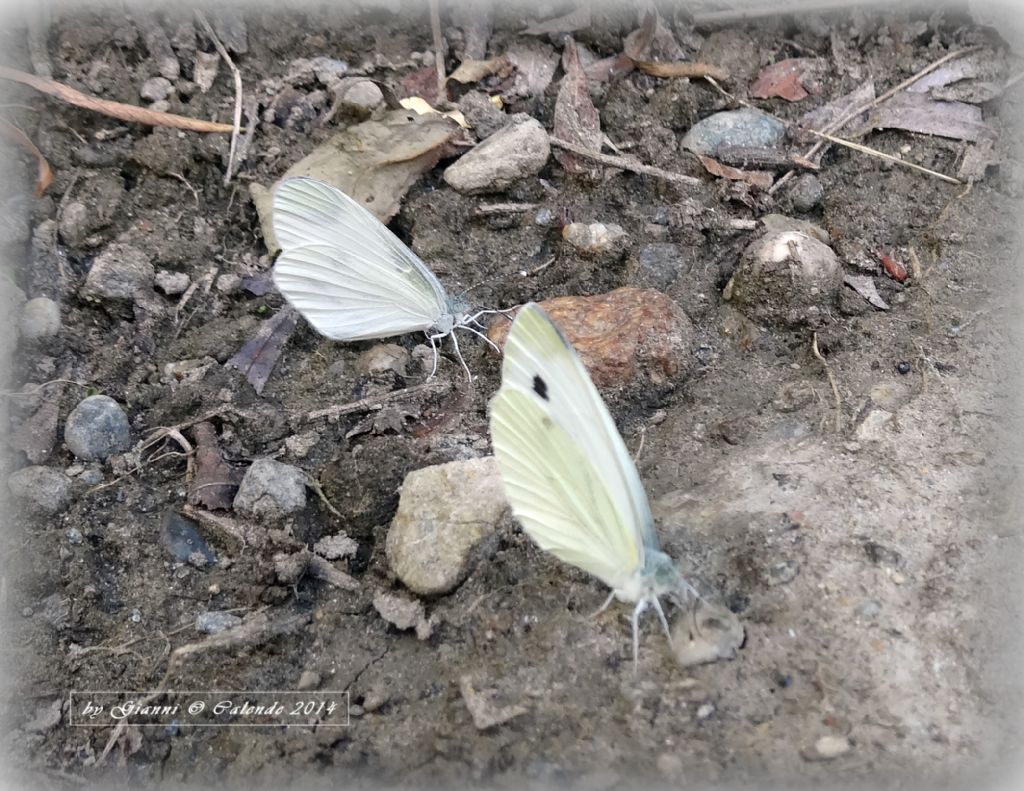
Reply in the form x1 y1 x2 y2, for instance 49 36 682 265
271 177 450 337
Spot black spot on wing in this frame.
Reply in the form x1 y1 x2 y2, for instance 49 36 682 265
532 375 549 401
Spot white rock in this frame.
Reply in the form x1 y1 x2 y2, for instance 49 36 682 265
562 222 628 255
385 457 506 595
19 297 61 340
443 117 550 194
154 270 191 295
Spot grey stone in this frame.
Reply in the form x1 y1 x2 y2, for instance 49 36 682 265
154 270 191 295
628 243 690 290
19 297 61 340
64 395 131 461
195 611 243 634
373 591 430 636
760 214 830 244
855 409 894 442
726 231 843 327
802 735 852 761
233 458 307 521
337 79 383 115
140 76 174 102
385 457 506 595
8 466 74 514
456 91 510 139
297 670 321 690
80 243 155 303
681 107 787 157
356 343 410 376
789 174 824 212
161 510 217 565
443 117 550 194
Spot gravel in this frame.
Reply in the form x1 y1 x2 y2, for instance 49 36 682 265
63 395 132 461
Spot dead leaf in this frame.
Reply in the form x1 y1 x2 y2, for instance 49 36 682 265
796 81 876 143
398 65 441 104
251 109 463 253
449 54 513 85
188 422 240 510
0 119 53 196
751 58 826 102
906 52 989 93
226 307 298 394
503 40 559 101
697 155 773 189
522 6 590 36
624 10 686 64
553 37 601 175
844 274 890 310
0 65 234 133
399 97 469 128
635 61 729 81
871 91 994 142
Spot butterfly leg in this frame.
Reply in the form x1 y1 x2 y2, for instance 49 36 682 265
449 331 473 380
588 590 616 619
631 598 649 672
426 333 441 380
459 325 501 354
651 594 674 650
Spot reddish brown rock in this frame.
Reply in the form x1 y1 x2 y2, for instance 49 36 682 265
488 287 693 389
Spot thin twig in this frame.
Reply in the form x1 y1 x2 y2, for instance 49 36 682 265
195 10 243 183
522 255 556 277
429 0 447 103
704 75 964 186
761 45 983 193
549 136 700 186
811 332 842 434
306 477 343 519
306 382 446 422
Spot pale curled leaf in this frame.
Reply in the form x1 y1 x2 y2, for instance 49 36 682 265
448 54 513 85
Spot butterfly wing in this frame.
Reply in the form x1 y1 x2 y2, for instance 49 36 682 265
490 303 657 591
271 177 451 339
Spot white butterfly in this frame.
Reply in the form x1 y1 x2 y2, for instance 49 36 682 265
271 176 497 378
490 303 698 669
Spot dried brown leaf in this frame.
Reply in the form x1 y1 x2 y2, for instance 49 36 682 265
751 58 825 102
226 307 298 394
553 37 601 175
188 422 240 511
0 118 53 197
0 65 234 133
448 54 513 85
635 61 729 81
871 92 993 142
697 155 773 189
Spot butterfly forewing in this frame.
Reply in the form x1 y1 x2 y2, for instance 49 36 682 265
497 304 658 557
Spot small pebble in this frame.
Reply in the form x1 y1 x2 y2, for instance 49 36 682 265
195 611 243 634
803 734 852 761
534 207 555 226
140 76 174 102
629 243 688 291
66 528 84 544
161 510 217 564
789 174 824 212
233 458 307 521
8 466 74 514
297 670 321 690
854 599 882 618
80 243 155 304
561 222 628 256
284 430 320 459
154 270 191 296
696 702 715 720
18 297 62 341
896 361 911 375
767 559 799 585
680 107 787 156
337 79 383 115
215 273 242 293
863 541 902 567
64 394 132 461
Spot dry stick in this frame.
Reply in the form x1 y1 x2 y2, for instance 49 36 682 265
428 0 447 103
811 332 843 434
760 45 984 193
703 75 964 187
195 11 243 184
306 381 445 421
549 136 701 186
0 65 234 133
